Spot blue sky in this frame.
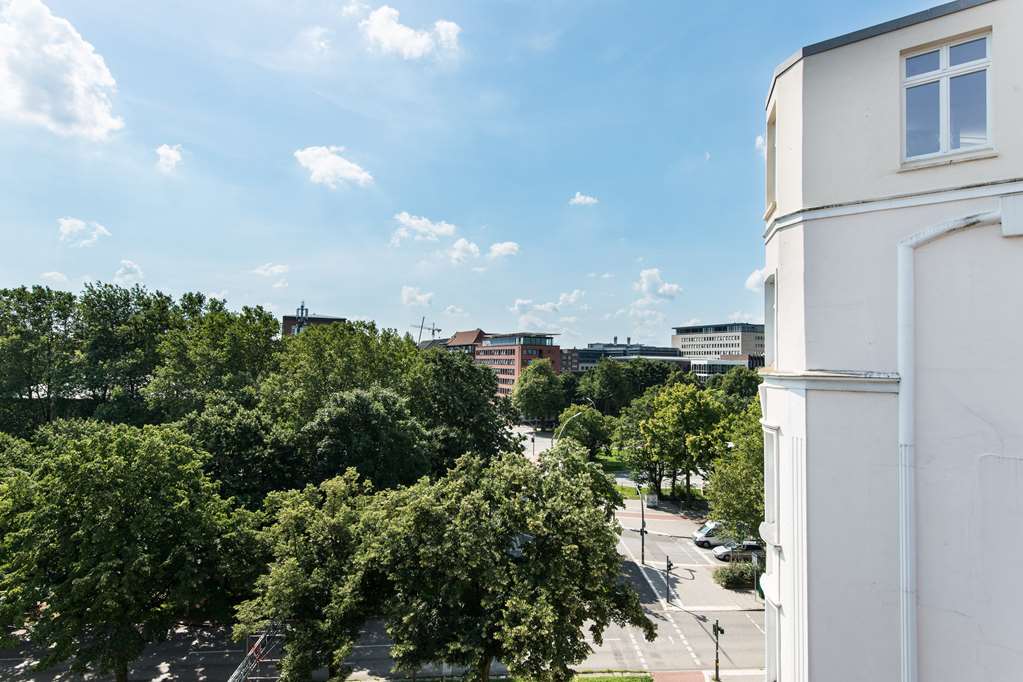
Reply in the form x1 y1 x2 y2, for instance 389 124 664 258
0 0 933 346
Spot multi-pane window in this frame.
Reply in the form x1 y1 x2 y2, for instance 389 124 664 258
903 35 990 160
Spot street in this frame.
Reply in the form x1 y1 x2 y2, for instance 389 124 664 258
0 500 763 681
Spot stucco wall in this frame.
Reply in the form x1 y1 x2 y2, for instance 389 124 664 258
913 221 1023 682
801 195 1003 373
805 388 899 682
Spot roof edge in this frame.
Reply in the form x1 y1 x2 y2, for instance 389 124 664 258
765 0 997 108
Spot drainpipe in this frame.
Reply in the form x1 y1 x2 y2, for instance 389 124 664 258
896 209 1001 682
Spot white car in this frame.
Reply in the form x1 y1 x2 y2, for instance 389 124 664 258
693 520 730 548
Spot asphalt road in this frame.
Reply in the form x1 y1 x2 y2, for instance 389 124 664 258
0 502 763 681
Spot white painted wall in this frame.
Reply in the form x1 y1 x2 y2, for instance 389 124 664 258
760 2 1023 682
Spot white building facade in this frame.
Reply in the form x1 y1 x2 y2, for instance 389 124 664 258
671 323 765 359
759 2 1023 682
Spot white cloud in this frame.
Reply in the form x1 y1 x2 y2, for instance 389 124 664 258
532 301 558 313
559 316 578 324
568 191 599 206
509 298 533 314
341 0 368 18
632 268 681 304
155 144 183 173
272 278 288 289
729 310 764 324
448 237 479 264
517 313 560 333
704 151 712 162
471 266 486 273
359 6 460 60
250 262 289 277
113 259 143 286
745 266 767 293
558 289 585 306
0 0 123 140
444 304 467 316
40 270 67 284
755 135 767 158
401 285 433 307
390 211 456 245
294 146 373 189
57 217 110 247
587 272 613 279
487 241 519 259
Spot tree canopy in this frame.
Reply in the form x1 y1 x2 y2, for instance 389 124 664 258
705 400 765 541
556 403 611 458
512 359 564 423
0 421 252 682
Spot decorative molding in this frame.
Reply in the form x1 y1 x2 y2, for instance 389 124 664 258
762 369 900 393
764 178 1023 242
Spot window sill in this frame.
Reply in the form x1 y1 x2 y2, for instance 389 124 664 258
899 147 998 173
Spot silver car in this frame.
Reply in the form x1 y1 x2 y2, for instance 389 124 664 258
693 520 730 548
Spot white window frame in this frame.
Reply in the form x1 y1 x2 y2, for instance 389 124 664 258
761 422 781 545
901 32 993 163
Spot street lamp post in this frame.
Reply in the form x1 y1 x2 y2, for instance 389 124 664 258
637 484 647 565
552 397 596 445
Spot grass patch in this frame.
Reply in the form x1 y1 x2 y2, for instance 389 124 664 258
615 484 641 500
513 676 651 682
595 450 627 474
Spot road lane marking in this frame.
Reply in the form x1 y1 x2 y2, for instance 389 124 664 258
665 611 702 667
619 534 670 610
625 628 649 671
744 612 766 635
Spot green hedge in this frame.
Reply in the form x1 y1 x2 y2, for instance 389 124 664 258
713 561 760 589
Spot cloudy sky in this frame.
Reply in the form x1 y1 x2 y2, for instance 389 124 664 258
0 0 930 345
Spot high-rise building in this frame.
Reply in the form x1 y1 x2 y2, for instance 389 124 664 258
759 2 1023 681
670 323 764 359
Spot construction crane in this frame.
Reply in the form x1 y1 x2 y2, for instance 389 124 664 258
410 316 442 344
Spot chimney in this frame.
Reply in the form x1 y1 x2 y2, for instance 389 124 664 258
627 336 631 345
613 336 618 344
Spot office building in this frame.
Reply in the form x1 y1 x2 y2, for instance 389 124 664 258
671 323 765 359
474 332 561 396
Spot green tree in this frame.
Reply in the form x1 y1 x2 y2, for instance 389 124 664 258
234 471 372 682
641 383 723 499
610 386 664 493
558 370 579 406
145 295 280 419
512 358 564 424
715 366 762 404
0 286 79 431
406 349 521 473
576 359 632 415
259 321 419 429
178 394 301 508
705 400 764 541
621 358 675 399
355 446 655 681
556 403 611 458
0 421 245 682
300 387 433 489
74 282 176 423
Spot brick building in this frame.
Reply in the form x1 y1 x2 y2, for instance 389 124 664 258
450 330 561 397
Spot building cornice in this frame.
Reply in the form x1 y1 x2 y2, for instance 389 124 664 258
760 369 900 393
763 178 1023 243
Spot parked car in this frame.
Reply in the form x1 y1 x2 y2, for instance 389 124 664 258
693 520 730 548
712 539 766 562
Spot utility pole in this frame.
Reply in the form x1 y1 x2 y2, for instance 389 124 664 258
712 619 725 681
637 484 647 565
665 556 674 604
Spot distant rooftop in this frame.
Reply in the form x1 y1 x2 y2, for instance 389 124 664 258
673 322 764 334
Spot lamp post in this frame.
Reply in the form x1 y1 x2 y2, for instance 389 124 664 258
637 484 647 565
552 397 596 445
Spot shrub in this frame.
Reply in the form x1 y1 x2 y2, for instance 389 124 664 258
713 561 760 589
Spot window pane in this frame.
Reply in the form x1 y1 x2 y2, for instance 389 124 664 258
906 50 939 77
951 70 987 148
906 81 940 157
950 37 986 66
